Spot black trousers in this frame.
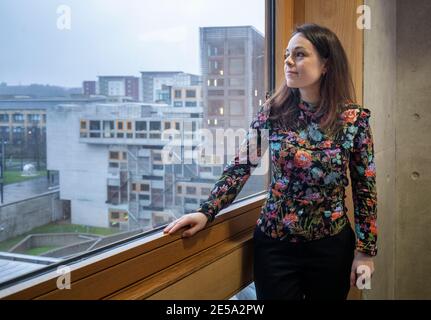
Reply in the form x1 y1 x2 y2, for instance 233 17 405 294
253 224 356 300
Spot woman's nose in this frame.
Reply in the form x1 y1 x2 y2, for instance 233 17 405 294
285 56 294 67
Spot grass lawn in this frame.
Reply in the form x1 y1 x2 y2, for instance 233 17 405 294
3 170 47 185
25 246 59 256
0 222 119 254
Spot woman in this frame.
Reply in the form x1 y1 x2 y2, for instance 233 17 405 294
164 23 377 300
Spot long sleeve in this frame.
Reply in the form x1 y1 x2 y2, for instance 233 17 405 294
349 108 378 256
196 103 270 223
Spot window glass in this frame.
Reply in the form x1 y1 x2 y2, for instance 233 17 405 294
0 0 267 287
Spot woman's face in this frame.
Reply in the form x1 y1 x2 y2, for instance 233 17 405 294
284 33 327 90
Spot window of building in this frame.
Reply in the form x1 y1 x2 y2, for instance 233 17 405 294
229 100 244 115
153 164 164 170
12 113 24 122
135 121 147 131
229 58 244 75
186 186 196 195
90 121 101 130
0 114 9 122
0 0 268 290
110 151 119 160
185 101 197 107
229 78 244 86
228 89 245 96
150 121 161 131
186 90 196 98
140 184 150 192
139 194 150 200
208 90 224 96
109 162 119 168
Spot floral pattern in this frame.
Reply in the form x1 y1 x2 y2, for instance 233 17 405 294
196 99 378 256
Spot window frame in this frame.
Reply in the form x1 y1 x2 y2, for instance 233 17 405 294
0 0 274 298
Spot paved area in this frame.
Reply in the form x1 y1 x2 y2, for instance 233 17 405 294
1 176 54 205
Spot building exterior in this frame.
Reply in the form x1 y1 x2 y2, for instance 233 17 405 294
82 81 97 96
200 26 265 130
141 72 201 104
0 97 107 165
98 76 140 101
47 102 221 230
199 26 268 196
171 85 203 108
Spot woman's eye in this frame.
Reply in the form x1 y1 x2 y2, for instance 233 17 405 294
296 52 305 57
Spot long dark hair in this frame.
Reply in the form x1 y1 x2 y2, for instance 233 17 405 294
267 23 356 138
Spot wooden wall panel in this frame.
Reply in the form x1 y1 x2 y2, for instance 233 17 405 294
276 0 364 300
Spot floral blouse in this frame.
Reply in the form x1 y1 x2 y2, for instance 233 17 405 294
196 99 378 256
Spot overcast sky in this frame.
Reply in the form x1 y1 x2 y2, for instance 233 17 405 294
0 0 265 87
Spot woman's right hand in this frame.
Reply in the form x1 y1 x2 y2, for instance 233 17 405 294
163 212 209 238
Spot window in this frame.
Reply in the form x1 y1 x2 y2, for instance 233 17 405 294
208 79 224 87
229 78 244 86
208 42 224 56
136 121 147 131
229 89 245 96
0 0 268 289
153 153 162 161
208 90 224 96
228 40 245 55
109 162 119 168
0 114 9 122
139 194 150 200
185 101 197 107
150 121 161 131
110 151 119 160
186 90 196 98
12 113 24 122
186 186 196 194
153 164 164 170
90 121 101 130
229 58 244 75
28 114 41 122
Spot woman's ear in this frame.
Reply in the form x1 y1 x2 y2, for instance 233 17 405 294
322 59 328 74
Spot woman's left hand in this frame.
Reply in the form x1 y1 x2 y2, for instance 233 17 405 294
350 251 375 288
